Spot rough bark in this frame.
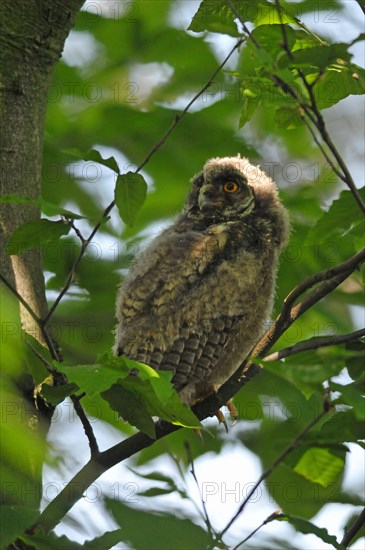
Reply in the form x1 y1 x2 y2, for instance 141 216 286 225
0 0 85 511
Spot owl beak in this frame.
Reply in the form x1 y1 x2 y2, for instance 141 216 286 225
198 184 216 211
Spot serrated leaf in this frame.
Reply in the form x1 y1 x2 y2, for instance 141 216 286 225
57 356 200 436
188 0 240 36
274 514 345 550
56 357 131 396
6 219 71 254
294 448 344 487
101 372 200 437
115 172 147 226
102 383 156 438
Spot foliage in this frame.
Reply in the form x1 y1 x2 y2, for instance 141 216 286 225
1 1 364 549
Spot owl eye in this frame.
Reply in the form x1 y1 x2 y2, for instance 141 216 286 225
223 181 239 193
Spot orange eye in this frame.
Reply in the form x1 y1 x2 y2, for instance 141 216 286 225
223 181 239 193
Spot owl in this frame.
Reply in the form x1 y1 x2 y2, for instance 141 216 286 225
115 155 289 408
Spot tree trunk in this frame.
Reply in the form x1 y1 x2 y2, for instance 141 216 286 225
0 0 85 511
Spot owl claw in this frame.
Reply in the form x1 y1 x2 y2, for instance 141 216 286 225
215 409 229 432
226 399 238 424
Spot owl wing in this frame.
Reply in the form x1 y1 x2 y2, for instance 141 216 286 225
116 224 244 400
149 315 243 394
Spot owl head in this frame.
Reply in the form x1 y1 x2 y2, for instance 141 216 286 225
185 155 284 226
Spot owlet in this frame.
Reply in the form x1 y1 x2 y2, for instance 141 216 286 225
115 155 289 406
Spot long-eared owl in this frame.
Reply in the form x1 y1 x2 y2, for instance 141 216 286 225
115 155 289 405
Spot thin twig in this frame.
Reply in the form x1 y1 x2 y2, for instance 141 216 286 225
218 405 329 539
68 219 87 244
184 441 214 539
0 272 41 327
341 507 365 548
264 328 365 362
224 0 260 48
42 37 245 325
26 341 56 375
70 395 100 458
232 511 281 549
0 272 61 361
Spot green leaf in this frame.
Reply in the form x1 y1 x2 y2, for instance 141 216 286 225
6 219 71 254
138 487 176 497
330 379 365 420
57 356 200 437
0 506 39 549
41 382 79 405
101 370 200 438
56 356 131 396
115 172 147 226
305 188 365 258
188 0 240 36
0 195 84 219
239 95 259 127
274 514 345 550
275 106 304 129
294 448 344 487
315 63 365 110
102 383 157 438
20 530 126 550
106 498 213 550
316 411 364 445
40 200 85 219
287 43 352 71
63 148 120 174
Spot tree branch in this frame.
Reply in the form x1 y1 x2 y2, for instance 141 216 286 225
341 507 365 548
264 328 365 362
70 395 99 458
32 245 365 534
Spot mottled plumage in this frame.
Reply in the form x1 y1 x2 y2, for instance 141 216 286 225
115 155 289 405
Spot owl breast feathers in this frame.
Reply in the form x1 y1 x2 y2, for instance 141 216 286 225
115 155 290 405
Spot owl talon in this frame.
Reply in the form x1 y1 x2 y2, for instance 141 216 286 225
226 399 238 424
215 409 229 432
